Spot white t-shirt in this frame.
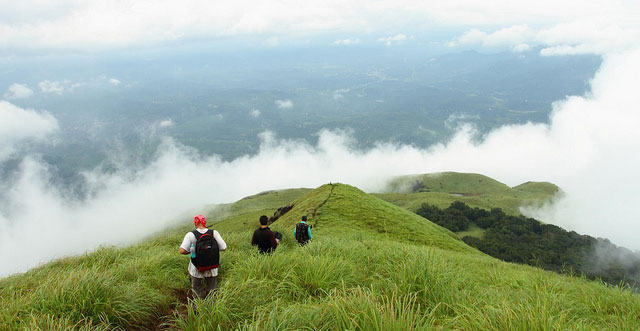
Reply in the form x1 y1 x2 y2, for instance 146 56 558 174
180 228 227 278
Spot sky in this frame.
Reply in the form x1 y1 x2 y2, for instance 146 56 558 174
1 0 640 277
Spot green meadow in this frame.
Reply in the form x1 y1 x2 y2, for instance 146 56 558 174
377 172 559 215
1 173 639 330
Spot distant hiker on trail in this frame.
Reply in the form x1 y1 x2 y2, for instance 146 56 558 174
251 215 281 254
294 215 312 245
179 214 227 300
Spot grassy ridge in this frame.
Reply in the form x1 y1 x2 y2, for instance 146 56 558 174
387 172 514 193
1 180 639 330
377 172 559 215
206 188 312 222
213 184 474 253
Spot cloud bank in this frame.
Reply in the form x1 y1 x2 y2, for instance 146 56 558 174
1 48 640 277
451 21 640 55
0 101 58 161
1 0 639 53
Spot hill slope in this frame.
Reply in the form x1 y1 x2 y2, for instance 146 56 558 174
1 181 638 330
258 183 475 253
377 172 559 215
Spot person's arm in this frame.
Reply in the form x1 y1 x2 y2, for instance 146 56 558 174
179 232 193 254
293 226 297 237
214 230 227 251
307 226 312 239
251 230 258 246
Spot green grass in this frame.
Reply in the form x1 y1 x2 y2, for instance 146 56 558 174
0 238 188 330
513 181 560 195
1 179 638 330
376 172 559 215
205 188 312 223
387 172 514 194
172 233 640 330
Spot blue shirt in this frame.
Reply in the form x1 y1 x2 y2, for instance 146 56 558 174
293 220 312 239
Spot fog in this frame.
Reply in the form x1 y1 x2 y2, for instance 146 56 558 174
0 101 58 161
1 48 640 277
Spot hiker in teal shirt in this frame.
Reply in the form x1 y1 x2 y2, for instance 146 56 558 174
294 215 312 245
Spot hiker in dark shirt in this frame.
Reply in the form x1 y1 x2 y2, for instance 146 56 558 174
251 215 280 254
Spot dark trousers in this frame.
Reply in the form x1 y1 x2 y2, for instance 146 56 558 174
190 275 218 299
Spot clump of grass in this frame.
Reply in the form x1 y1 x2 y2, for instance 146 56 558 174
169 231 640 330
0 239 188 329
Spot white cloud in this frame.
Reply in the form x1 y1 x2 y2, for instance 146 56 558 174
250 109 261 117
4 83 34 99
109 78 121 85
378 33 407 46
452 28 487 45
449 20 640 55
444 113 480 129
275 99 293 109
334 38 361 46
0 0 637 56
513 43 532 53
38 80 64 94
452 25 535 48
0 101 58 161
159 120 173 127
0 0 636 54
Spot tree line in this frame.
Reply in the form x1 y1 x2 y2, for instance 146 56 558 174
416 201 640 289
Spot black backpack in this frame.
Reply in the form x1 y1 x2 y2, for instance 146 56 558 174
191 229 220 271
295 222 309 244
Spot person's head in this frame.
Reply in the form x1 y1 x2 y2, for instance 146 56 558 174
259 215 269 226
301 215 307 222
194 214 207 228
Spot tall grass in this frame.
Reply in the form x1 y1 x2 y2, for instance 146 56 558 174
0 233 189 330
169 233 640 330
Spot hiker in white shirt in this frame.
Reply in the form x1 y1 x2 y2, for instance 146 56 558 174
179 214 227 299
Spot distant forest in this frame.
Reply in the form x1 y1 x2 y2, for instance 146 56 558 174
416 201 640 289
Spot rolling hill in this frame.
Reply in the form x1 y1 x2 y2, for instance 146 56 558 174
377 171 559 215
1 175 638 330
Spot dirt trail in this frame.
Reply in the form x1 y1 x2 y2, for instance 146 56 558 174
310 183 336 229
144 287 191 330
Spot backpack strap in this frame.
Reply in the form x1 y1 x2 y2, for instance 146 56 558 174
192 229 201 240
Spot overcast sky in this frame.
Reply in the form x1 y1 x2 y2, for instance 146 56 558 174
0 0 639 54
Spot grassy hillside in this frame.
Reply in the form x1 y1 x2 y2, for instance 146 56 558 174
377 172 559 215
1 182 639 330
205 188 312 222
